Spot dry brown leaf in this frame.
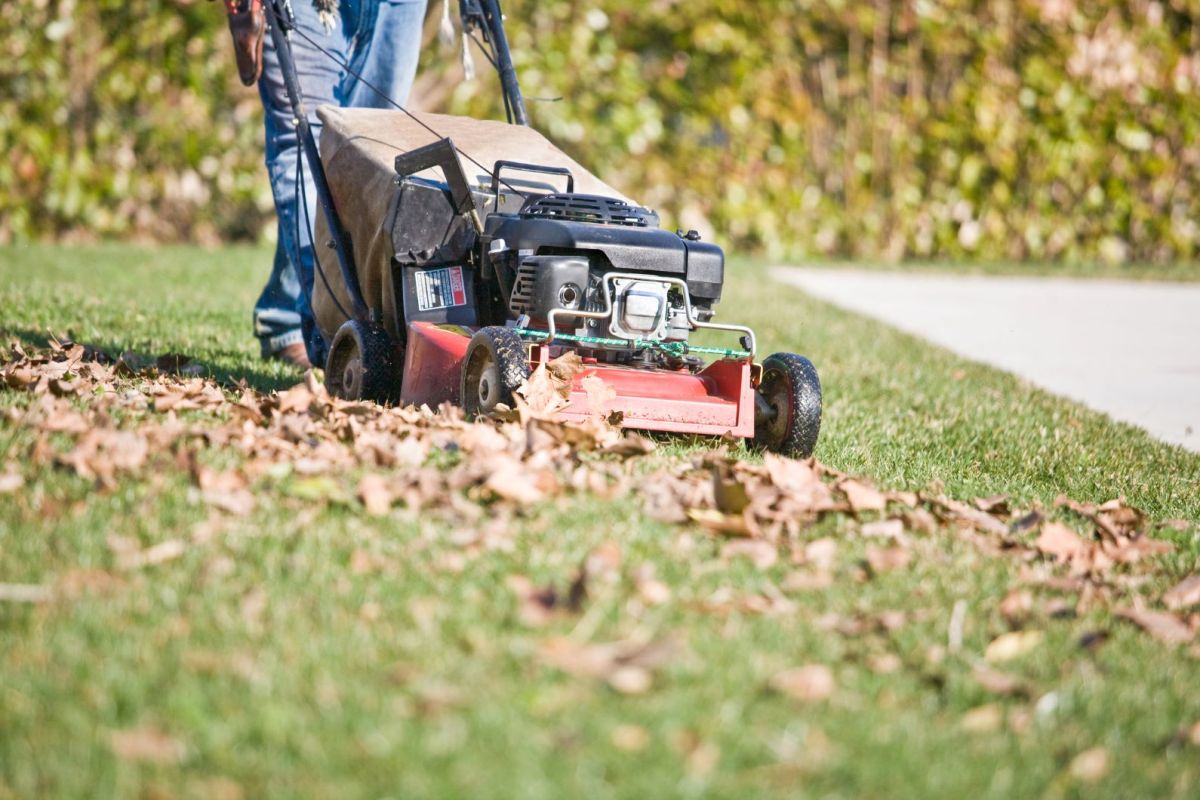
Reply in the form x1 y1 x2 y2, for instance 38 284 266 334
1163 575 1200 611
357 473 393 516
110 726 185 764
506 575 564 626
866 545 911 573
687 507 756 537
985 630 1044 663
484 459 547 505
840 479 887 513
973 667 1026 696
611 724 651 752
118 539 187 570
961 704 1004 733
803 537 838 569
770 664 835 702
538 635 678 689
782 570 834 592
1068 747 1109 783
867 653 903 674
721 539 779 570
0 470 24 494
608 665 653 694
580 374 617 417
861 518 905 540
1114 607 1195 644
999 589 1034 626
1035 522 1090 561
517 363 570 419
0 583 53 603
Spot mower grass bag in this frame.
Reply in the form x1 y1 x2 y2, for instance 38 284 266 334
312 106 822 457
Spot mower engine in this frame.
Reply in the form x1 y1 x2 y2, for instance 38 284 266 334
489 192 729 367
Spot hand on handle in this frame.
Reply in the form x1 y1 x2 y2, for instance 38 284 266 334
216 0 266 87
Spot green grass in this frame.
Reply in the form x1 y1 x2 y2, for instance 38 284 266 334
2 243 1200 799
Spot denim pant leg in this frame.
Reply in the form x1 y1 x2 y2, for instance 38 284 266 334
340 0 428 110
255 3 355 365
252 222 306 356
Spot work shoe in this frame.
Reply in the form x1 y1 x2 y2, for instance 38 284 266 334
224 1 266 87
267 342 312 370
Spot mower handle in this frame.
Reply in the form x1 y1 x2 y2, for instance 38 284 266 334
490 161 575 210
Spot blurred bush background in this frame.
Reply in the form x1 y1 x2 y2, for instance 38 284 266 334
3 0 1199 264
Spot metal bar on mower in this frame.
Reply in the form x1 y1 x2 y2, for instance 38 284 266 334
489 161 574 212
542 272 757 358
263 0 370 323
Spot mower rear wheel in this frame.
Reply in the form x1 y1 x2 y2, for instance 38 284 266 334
753 352 822 458
461 326 530 419
325 320 402 404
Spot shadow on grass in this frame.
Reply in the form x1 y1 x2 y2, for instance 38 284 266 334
2 327 303 394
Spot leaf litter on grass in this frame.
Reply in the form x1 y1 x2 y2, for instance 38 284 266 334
2 338 1198 702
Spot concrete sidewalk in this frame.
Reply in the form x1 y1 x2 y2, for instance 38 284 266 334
772 267 1200 452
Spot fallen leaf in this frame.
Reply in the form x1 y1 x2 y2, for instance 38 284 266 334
1163 575 1200 611
357 473 393 516
961 704 1004 733
608 665 653 694
1068 747 1109 783
0 583 53 603
770 664 835 702
998 589 1034 626
973 667 1026 696
721 539 778 570
1114 607 1195 644
867 653 903 674
580 374 617 417
110 726 185 764
611 724 650 752
985 630 1044 663
118 539 187 570
840 479 887 513
0 470 24 494
860 518 905 540
1035 522 1090 561
974 495 1010 516
866 545 910 573
687 507 755 537
803 537 838 569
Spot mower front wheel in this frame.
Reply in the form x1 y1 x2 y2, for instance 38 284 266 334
461 326 530 419
325 320 402 404
753 352 822 459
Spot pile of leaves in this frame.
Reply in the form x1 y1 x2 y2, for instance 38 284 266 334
2 339 1198 673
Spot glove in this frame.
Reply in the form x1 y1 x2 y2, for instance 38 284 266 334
220 0 266 87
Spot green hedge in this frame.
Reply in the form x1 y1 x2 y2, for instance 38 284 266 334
4 0 1199 263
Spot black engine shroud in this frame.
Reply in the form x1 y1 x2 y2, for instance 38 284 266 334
385 140 725 351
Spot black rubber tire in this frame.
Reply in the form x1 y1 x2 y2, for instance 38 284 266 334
324 320 403 404
461 326 530 419
753 352 822 458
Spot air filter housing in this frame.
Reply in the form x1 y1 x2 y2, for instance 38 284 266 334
520 194 660 228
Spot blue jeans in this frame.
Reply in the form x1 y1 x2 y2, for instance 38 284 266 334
253 0 427 363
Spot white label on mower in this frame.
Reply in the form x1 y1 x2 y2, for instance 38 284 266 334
414 266 467 311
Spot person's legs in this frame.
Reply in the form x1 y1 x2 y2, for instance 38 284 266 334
340 0 427 110
255 2 355 366
252 224 306 358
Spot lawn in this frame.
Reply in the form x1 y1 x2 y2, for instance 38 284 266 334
2 243 1199 799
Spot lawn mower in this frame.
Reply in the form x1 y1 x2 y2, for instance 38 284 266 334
263 0 822 457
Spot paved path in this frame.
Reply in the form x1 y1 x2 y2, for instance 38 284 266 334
772 267 1200 452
